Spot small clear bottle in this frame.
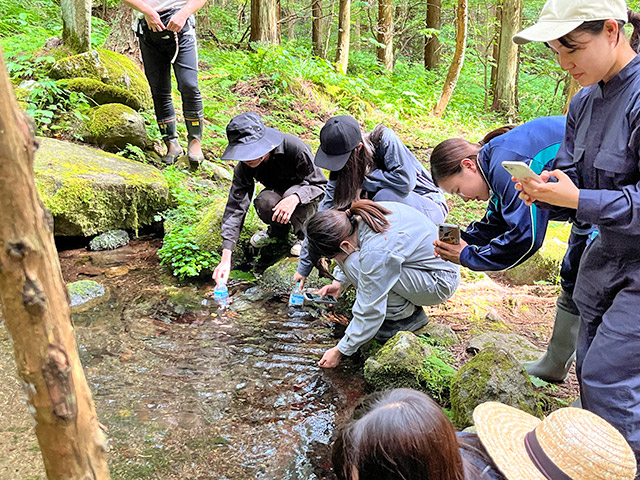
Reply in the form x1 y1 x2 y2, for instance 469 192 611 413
213 283 230 307
288 282 304 307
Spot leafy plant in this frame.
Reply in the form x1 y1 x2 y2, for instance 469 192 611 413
23 79 91 134
117 144 147 163
157 223 220 279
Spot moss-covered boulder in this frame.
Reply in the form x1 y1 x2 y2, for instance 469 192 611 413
83 103 148 151
258 257 330 295
450 348 541 429
466 332 543 363
35 137 169 236
49 49 152 109
505 221 571 285
68 280 110 314
59 78 144 111
364 332 457 403
416 322 460 346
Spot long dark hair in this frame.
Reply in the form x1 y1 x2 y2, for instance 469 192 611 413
555 10 640 53
332 125 385 209
305 200 391 258
430 126 515 186
332 389 502 480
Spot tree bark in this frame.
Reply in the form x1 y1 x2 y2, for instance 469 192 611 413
490 3 500 93
61 0 92 53
0 47 109 479
424 0 441 70
335 0 351 74
103 3 141 65
433 0 467 117
377 0 393 72
312 0 323 56
250 0 279 44
491 0 521 116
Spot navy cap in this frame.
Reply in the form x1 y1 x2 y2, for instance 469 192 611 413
314 115 363 171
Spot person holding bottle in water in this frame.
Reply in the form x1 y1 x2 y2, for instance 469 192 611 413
513 0 640 464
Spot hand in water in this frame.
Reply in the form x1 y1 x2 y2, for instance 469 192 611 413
318 346 342 368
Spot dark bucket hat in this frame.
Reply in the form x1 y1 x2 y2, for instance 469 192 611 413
221 112 284 161
315 115 363 171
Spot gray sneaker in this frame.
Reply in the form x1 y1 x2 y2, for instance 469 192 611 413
250 229 270 248
290 240 302 257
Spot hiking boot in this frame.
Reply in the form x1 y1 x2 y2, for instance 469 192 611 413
375 306 430 341
290 240 302 257
250 229 270 248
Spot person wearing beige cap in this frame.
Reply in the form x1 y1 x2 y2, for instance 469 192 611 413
474 402 637 480
511 0 640 468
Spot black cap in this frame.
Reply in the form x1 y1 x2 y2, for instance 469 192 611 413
314 115 363 171
221 112 284 161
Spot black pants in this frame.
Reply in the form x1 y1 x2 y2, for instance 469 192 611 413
138 19 203 123
254 190 319 240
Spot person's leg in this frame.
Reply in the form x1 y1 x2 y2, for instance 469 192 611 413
139 33 182 164
173 31 204 166
372 188 448 224
289 199 319 240
253 190 290 239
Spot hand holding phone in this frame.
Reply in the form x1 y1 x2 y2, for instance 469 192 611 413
438 223 460 245
501 161 541 181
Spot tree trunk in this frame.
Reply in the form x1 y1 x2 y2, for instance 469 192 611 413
490 3 500 93
424 0 441 70
335 0 351 74
61 0 92 53
353 9 360 48
491 0 521 116
250 0 279 44
377 0 393 72
103 3 141 65
563 76 581 114
0 47 109 480
312 0 323 56
433 0 467 117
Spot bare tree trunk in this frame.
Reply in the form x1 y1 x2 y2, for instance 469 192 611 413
377 0 393 71
335 0 351 74
312 0 323 56
353 9 360 48
61 0 92 53
0 47 109 480
424 0 441 70
322 0 336 58
103 3 141 65
490 3 499 93
563 76 581 114
433 0 467 117
250 0 279 44
491 0 521 116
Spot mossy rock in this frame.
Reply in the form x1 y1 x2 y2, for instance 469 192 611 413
68 280 110 313
258 257 330 295
466 332 543 363
83 103 148 151
49 49 152 109
58 78 144 111
505 221 571 285
449 348 541 429
416 322 460 347
364 331 457 403
35 137 169 236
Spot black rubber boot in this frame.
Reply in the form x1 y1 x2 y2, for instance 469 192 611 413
525 291 580 382
158 119 183 165
185 115 204 168
375 306 430 341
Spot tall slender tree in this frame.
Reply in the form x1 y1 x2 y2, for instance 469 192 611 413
0 47 109 480
335 0 351 74
312 0 323 56
250 0 280 44
491 0 521 116
424 0 441 70
377 0 394 71
61 0 92 53
433 0 467 117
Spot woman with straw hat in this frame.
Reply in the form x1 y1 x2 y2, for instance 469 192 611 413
512 0 640 464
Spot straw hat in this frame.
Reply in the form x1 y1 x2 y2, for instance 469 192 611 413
473 402 637 480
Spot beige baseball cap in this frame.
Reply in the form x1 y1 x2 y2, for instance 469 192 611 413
513 0 629 45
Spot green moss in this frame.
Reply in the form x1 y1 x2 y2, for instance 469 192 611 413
84 103 138 139
58 77 143 110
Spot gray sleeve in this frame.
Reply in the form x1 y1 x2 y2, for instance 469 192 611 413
282 148 327 205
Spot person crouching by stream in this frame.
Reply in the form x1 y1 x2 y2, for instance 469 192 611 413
212 112 327 286
307 200 460 368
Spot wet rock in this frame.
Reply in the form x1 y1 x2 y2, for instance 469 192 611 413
68 279 110 313
89 229 130 251
35 137 169 236
415 322 459 346
258 257 329 295
505 221 570 285
82 103 148 151
364 331 457 403
199 160 233 182
239 286 272 302
450 347 541 429
49 49 152 109
105 266 131 278
467 332 543 362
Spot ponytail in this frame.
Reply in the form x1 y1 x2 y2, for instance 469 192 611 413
628 9 640 52
305 200 391 258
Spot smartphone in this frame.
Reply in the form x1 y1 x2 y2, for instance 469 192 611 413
438 223 460 245
303 292 337 305
501 161 541 181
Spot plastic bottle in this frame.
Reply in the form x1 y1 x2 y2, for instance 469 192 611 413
213 283 230 307
288 282 304 307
